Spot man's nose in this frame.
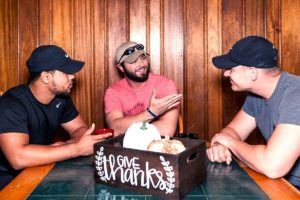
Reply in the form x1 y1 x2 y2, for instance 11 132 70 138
68 74 75 80
224 70 231 77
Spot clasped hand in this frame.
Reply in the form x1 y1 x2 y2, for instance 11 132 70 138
206 132 236 165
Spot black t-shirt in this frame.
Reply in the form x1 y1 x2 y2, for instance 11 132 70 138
0 85 79 189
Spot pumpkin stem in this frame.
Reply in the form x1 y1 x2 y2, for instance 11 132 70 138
140 121 148 130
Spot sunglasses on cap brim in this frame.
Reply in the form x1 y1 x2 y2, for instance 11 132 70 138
118 44 144 64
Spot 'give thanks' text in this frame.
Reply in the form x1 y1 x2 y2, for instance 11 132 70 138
102 154 167 191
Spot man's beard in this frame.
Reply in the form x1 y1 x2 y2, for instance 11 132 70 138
52 82 71 96
122 65 150 82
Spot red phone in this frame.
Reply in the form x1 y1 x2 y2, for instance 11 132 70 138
94 128 114 137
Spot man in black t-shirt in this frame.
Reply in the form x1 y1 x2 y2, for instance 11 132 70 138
0 45 112 190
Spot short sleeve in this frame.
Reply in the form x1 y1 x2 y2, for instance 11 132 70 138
0 96 29 134
242 94 256 117
104 87 123 114
278 87 300 125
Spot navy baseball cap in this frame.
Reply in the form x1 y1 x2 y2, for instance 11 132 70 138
212 36 278 69
27 45 85 73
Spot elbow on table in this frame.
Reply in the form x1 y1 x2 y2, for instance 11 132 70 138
10 163 25 171
262 164 288 179
9 156 28 170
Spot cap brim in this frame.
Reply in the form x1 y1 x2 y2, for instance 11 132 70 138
56 59 85 74
212 54 239 69
123 50 148 64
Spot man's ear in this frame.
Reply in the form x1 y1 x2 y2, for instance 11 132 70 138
249 67 258 81
116 63 124 72
40 71 50 83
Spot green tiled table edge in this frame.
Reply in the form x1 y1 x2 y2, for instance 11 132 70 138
28 156 269 200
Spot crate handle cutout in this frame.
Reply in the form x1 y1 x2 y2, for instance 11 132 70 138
187 152 198 163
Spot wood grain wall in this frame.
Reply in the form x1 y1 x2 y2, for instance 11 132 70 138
1 0 300 142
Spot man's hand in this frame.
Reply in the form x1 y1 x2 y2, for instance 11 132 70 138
206 143 232 165
211 132 237 148
148 89 182 116
74 123 112 156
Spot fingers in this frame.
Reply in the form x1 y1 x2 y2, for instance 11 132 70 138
168 101 181 109
165 94 182 103
92 132 113 140
84 123 95 135
150 93 182 115
151 89 157 100
211 135 218 146
225 149 232 165
206 143 232 164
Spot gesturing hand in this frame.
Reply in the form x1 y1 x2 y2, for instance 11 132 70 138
77 123 112 156
148 89 182 116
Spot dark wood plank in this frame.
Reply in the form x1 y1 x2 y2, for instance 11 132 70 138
282 0 300 75
185 0 207 138
0 0 18 91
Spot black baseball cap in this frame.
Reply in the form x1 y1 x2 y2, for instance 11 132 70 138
212 36 277 69
27 45 85 73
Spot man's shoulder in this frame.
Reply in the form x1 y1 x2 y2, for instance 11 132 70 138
106 77 128 91
280 72 300 95
0 87 28 114
282 72 300 85
149 73 176 85
1 85 28 105
4 84 27 95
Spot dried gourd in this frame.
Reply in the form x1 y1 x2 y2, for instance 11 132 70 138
147 136 186 154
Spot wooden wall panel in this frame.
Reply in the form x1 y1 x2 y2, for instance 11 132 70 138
93 0 107 128
18 0 38 84
163 0 184 86
149 0 161 74
38 0 51 44
0 0 18 92
266 0 280 65
244 0 265 36
73 0 94 124
52 0 72 49
129 0 147 45
107 0 127 85
1 0 300 143
281 0 300 74
185 0 206 137
163 0 184 125
207 0 223 138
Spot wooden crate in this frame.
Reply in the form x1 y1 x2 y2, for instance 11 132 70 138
93 135 206 200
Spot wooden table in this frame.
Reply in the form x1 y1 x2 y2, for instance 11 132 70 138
238 161 300 200
0 158 299 200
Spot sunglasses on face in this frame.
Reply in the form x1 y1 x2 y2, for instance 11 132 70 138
178 133 199 139
118 44 144 63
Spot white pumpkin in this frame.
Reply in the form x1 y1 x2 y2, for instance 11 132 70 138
147 136 186 154
123 121 161 150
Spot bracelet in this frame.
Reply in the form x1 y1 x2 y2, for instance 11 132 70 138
146 107 159 120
